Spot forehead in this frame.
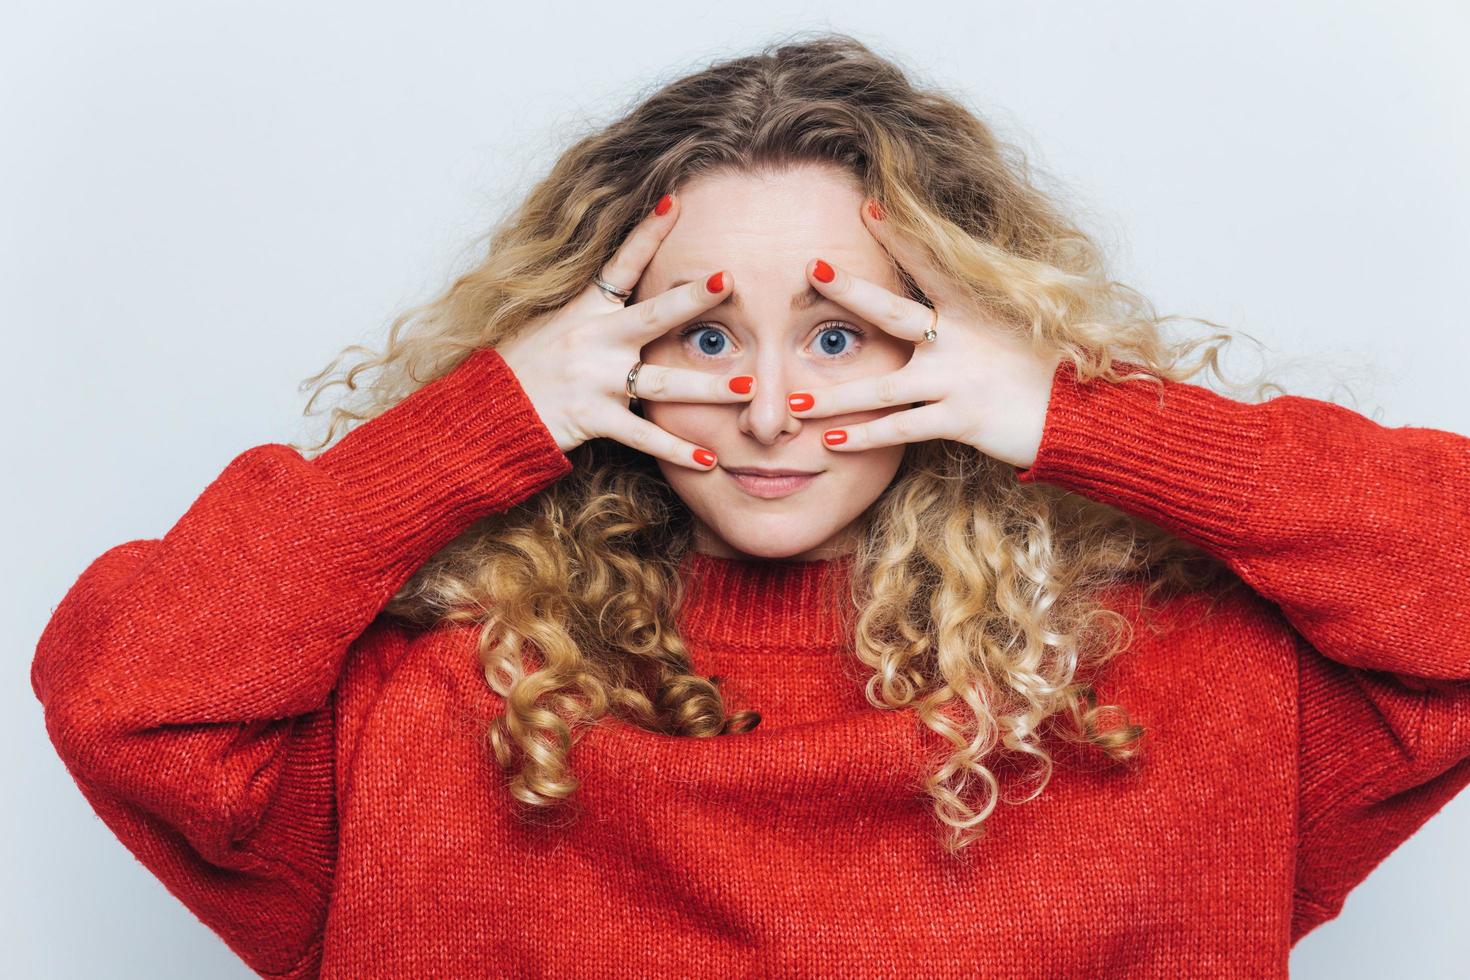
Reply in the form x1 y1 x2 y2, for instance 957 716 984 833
643 166 898 293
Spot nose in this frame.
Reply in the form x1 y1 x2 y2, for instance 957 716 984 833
738 359 804 444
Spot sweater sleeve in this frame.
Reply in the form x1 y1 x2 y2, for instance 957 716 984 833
1012 359 1470 944
30 345 573 978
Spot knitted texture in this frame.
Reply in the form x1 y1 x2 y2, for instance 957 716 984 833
32 349 1470 978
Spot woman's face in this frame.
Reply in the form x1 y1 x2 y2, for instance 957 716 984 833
633 165 916 561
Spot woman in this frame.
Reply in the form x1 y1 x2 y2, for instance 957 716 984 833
32 33 1470 978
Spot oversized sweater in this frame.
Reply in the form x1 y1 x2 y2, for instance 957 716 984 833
31 345 1470 978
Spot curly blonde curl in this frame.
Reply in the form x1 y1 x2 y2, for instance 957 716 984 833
290 31 1294 855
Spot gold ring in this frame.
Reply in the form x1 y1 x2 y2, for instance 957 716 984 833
920 304 939 344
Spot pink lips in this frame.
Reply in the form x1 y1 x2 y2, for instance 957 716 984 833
725 469 820 499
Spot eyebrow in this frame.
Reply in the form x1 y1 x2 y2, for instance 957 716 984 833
667 279 830 314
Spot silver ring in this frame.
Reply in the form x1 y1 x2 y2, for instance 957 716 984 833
625 360 642 407
595 275 632 305
920 304 939 344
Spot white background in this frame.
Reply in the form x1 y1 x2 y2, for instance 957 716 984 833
5 1 1468 976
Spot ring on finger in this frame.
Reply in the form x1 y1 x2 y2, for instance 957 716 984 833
595 274 633 305
626 359 643 408
919 304 939 344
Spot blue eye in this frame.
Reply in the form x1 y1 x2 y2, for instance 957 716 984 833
677 322 865 360
812 324 862 358
680 323 730 358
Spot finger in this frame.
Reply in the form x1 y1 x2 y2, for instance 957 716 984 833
807 256 936 345
581 192 680 309
860 198 964 310
785 368 937 420
629 362 756 405
618 268 733 344
819 402 953 452
603 411 721 471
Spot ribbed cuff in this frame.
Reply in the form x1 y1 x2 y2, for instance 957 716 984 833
315 345 573 575
1013 360 1270 554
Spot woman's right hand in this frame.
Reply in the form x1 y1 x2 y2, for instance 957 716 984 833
496 194 751 470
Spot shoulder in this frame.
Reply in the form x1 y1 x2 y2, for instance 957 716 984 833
1093 573 1301 704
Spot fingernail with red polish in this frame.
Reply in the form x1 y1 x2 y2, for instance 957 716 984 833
823 429 847 446
729 376 753 394
812 259 834 283
693 447 717 466
706 271 725 293
788 392 814 412
654 193 673 216
867 199 885 221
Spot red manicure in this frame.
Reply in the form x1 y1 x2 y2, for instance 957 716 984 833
693 447 717 466
867 199 885 221
823 429 847 446
654 194 673 216
813 259 834 283
788 392 814 412
729 376 754 394
706 271 725 293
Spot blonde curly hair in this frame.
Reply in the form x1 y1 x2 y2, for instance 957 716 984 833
291 31 1285 855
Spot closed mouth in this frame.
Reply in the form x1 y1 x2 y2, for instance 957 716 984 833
723 468 822 477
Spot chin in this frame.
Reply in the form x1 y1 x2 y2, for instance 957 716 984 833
703 520 846 561
721 541 823 561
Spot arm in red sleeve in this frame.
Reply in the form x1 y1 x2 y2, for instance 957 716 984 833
30 346 573 977
1013 359 1470 943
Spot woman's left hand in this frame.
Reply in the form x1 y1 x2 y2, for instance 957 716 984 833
789 199 1063 471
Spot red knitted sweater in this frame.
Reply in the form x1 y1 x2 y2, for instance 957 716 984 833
32 346 1470 978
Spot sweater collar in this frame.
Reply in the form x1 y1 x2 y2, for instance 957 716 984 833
676 550 856 652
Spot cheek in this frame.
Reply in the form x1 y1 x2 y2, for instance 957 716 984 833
640 329 694 368
641 401 720 438
638 336 668 364
849 438 906 474
873 335 917 371
822 445 905 510
824 412 907 475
